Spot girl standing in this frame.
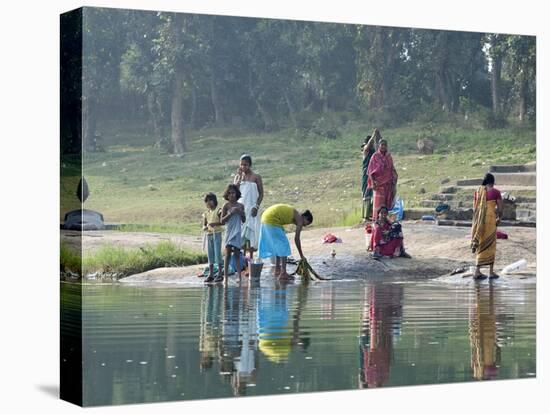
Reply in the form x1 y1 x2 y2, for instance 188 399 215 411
220 184 246 283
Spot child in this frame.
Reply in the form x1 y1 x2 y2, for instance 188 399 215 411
220 184 246 283
202 192 224 283
371 206 411 259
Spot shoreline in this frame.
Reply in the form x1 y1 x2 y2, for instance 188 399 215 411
65 222 536 284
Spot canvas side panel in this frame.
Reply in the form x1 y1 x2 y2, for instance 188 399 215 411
60 7 83 407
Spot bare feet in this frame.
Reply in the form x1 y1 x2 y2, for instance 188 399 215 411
473 273 487 280
278 272 295 281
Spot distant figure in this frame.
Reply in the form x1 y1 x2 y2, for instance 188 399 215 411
367 139 398 220
371 206 411 258
258 204 313 281
220 184 246 283
471 173 503 280
202 192 224 283
233 154 264 263
361 129 382 221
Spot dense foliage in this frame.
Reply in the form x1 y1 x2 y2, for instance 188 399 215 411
64 8 536 154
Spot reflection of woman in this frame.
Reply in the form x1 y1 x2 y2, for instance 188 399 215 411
258 282 292 364
231 283 260 395
359 283 404 388
361 129 382 220
469 283 501 380
471 173 503 280
367 139 398 220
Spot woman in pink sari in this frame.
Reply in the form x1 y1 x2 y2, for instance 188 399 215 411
367 139 398 220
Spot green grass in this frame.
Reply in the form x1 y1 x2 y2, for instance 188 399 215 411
60 242 82 275
61 119 536 235
81 241 207 277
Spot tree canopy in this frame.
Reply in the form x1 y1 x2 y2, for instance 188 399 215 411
64 7 536 154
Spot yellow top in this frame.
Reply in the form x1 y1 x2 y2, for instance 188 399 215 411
203 208 223 234
261 204 295 228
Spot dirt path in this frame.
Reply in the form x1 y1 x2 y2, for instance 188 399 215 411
99 222 536 284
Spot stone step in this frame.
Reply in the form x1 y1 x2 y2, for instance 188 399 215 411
489 163 536 173
437 220 536 228
516 202 536 210
456 172 536 187
517 209 537 221
515 196 537 203
440 186 458 194
403 208 436 220
420 200 465 209
430 193 458 201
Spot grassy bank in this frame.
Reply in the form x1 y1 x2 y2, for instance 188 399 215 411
61 241 207 278
61 120 535 235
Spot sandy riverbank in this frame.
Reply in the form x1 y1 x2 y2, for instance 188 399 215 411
68 222 535 284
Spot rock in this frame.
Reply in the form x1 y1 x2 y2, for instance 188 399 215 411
419 188 426 194
441 177 450 184
470 159 482 167
417 138 435 154
148 184 159 191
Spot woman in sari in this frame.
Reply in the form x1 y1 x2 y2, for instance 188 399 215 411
471 173 503 280
361 129 382 221
367 139 398 220
371 206 411 258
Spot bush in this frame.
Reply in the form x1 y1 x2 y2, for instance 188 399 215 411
483 111 508 129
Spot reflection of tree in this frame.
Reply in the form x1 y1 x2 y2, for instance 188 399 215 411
469 283 501 380
358 283 404 388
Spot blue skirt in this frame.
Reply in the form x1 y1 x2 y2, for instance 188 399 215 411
258 224 291 259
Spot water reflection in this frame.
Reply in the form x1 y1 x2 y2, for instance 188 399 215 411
358 283 404 388
469 283 501 380
72 278 535 405
198 280 312 395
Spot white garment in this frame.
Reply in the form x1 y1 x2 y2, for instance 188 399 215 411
238 181 261 249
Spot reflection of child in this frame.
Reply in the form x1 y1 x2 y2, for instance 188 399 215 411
202 193 223 283
221 184 246 282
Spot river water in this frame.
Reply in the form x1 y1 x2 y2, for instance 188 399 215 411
61 276 536 406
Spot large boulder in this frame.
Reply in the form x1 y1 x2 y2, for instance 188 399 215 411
417 138 435 154
63 209 105 231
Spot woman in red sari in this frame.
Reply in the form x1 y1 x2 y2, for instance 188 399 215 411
367 139 398 220
371 206 411 258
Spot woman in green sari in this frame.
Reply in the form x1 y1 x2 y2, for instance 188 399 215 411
361 128 382 221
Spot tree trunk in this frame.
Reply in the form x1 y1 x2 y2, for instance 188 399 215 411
518 76 527 123
147 90 164 147
190 86 197 129
83 96 98 151
284 91 297 126
255 98 275 131
491 54 502 114
210 75 224 125
171 72 186 155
